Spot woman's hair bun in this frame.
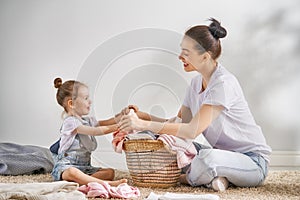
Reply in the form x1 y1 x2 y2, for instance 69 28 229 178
54 77 62 89
208 18 227 39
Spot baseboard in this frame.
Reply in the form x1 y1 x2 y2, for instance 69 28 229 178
270 151 300 167
92 150 300 170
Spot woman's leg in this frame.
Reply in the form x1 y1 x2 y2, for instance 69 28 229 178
62 167 127 186
186 149 266 187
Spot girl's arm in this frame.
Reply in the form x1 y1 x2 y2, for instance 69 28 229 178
119 104 224 139
76 124 118 136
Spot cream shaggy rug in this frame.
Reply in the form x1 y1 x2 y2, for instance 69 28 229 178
0 170 299 200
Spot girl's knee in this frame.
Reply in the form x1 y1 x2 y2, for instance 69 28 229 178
62 167 80 180
105 168 115 180
94 168 115 181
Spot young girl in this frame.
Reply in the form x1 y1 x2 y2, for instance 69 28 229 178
119 18 271 191
51 77 126 186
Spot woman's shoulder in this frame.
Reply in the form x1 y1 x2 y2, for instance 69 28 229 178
212 65 238 84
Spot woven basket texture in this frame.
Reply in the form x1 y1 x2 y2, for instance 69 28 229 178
124 139 181 188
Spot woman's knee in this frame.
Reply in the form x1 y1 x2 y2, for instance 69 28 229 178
187 152 216 186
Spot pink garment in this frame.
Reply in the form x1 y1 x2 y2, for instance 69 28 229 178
158 134 197 168
112 131 128 153
112 109 137 153
78 182 140 199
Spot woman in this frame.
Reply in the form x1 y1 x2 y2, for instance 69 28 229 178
118 18 272 191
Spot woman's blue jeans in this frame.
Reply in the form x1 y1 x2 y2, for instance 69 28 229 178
185 143 268 187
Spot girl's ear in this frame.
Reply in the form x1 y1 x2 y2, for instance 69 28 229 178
67 99 73 109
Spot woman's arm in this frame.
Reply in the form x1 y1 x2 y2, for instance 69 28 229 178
97 117 118 126
119 104 224 139
121 105 169 122
76 124 119 136
136 110 168 122
177 105 193 123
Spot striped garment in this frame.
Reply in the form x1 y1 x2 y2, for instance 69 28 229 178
158 134 197 168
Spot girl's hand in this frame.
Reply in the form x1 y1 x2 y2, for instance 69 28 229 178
118 111 143 132
114 112 123 123
115 105 139 123
121 105 139 115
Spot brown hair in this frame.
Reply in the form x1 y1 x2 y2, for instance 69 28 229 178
54 77 87 112
185 18 227 60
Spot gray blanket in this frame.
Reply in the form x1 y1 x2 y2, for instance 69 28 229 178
0 143 54 175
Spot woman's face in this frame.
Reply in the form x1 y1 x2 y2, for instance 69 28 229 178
179 36 205 72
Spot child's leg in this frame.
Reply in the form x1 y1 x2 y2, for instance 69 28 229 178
62 167 127 186
91 168 115 181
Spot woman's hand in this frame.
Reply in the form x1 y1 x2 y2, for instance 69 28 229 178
118 111 144 132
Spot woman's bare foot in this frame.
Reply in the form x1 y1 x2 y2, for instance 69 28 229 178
107 178 128 186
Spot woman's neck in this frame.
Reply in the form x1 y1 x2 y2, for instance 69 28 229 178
201 60 218 91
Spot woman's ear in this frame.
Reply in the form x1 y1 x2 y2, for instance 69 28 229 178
203 51 212 61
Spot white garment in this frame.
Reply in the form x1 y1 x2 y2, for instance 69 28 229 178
0 181 86 200
145 192 219 200
59 116 98 154
183 64 271 162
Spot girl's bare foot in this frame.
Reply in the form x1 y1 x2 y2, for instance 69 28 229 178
107 178 127 186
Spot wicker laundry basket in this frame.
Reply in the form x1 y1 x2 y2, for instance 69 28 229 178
123 139 181 188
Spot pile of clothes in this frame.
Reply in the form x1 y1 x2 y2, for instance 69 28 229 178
112 130 197 169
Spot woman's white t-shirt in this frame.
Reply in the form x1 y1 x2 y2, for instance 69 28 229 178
183 64 271 162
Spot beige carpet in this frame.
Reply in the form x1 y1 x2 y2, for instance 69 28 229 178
0 170 299 200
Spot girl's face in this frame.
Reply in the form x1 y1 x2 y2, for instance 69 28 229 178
178 36 206 72
72 86 92 117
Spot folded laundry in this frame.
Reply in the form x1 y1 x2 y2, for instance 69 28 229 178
146 192 220 200
78 182 140 199
0 181 86 200
126 130 158 140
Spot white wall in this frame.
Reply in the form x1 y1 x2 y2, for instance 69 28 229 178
1 0 299 169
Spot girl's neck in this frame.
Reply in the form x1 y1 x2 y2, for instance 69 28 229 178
67 110 82 119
